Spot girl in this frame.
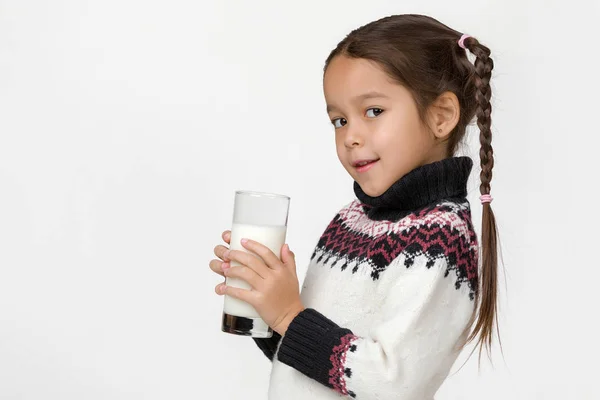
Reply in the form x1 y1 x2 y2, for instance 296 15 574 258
209 14 499 400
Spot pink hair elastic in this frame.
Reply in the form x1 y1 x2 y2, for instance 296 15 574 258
480 194 493 204
458 34 471 49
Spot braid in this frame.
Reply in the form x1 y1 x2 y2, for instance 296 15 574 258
469 40 494 196
460 36 500 362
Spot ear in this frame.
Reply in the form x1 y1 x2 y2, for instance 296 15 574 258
426 91 460 140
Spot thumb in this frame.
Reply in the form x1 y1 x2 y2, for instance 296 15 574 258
281 244 295 265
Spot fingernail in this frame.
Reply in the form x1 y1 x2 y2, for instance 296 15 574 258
222 262 230 271
241 238 248 245
223 250 230 258
220 285 226 294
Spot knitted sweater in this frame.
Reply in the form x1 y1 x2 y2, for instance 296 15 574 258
253 157 479 400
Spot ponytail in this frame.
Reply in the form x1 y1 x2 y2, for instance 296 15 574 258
462 36 500 361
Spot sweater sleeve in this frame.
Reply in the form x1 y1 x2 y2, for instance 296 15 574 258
252 332 282 361
276 255 476 399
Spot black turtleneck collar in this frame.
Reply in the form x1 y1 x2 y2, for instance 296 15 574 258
353 156 473 221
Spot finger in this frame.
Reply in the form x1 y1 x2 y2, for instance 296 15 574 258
209 259 225 277
214 244 230 261
240 238 282 269
222 230 231 245
222 285 256 305
224 249 270 278
215 282 225 295
280 244 295 267
224 265 262 289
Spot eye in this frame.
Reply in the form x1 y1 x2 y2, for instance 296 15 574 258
366 108 384 118
331 118 347 129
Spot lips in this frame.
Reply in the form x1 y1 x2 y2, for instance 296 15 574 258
352 159 379 168
352 159 379 172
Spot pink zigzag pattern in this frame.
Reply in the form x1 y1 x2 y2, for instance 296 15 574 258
312 201 478 298
329 333 358 397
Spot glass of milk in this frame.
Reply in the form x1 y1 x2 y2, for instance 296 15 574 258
221 190 290 338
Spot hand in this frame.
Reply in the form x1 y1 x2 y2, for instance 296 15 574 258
215 238 305 336
209 230 232 279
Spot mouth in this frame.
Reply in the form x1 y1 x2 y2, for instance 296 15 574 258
352 159 379 173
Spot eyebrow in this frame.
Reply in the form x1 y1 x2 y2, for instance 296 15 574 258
326 91 390 113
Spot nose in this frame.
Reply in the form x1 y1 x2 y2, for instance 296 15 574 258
344 123 364 149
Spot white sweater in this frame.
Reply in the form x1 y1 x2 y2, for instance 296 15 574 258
253 157 478 399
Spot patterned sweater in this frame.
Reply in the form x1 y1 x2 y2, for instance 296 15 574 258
253 157 479 400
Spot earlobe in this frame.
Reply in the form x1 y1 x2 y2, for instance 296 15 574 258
429 91 460 139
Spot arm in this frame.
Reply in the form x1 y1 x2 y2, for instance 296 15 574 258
253 332 282 361
277 256 475 399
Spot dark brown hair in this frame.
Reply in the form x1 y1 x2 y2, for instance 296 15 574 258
324 14 499 359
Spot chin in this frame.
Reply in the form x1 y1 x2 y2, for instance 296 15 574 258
359 182 386 197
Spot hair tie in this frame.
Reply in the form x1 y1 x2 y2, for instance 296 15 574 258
458 34 471 49
480 194 493 204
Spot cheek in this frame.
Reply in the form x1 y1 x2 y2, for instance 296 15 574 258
388 118 430 152
336 145 350 172
335 135 345 158
335 137 356 175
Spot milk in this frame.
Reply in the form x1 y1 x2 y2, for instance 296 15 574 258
224 223 287 318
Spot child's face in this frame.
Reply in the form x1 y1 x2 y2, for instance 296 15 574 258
323 56 445 197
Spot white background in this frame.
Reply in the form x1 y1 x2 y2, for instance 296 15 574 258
1 0 598 399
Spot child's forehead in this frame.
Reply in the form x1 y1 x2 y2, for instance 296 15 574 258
325 57 388 86
324 57 400 96
323 58 407 111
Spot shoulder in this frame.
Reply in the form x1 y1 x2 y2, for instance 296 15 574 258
386 199 479 299
310 199 478 297
390 199 479 264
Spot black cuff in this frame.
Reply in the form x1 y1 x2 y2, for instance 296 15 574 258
277 308 352 388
